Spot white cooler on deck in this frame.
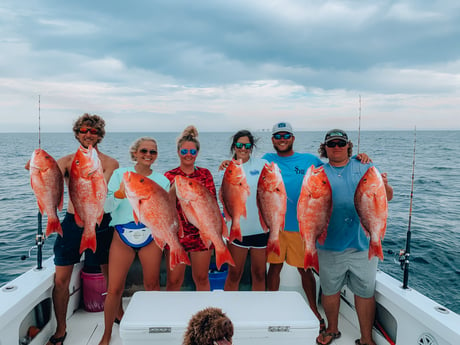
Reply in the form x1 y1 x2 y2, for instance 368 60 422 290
119 290 318 345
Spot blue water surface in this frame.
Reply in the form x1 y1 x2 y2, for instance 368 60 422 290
0 130 459 313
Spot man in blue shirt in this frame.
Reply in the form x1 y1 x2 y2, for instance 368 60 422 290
263 122 325 329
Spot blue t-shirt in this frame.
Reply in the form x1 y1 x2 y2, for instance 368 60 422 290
104 166 170 226
317 158 373 251
262 152 322 232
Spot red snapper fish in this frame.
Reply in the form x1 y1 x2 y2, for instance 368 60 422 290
256 162 287 256
219 159 250 242
29 148 64 236
297 165 332 272
354 166 388 261
175 175 235 270
69 145 107 253
116 171 190 270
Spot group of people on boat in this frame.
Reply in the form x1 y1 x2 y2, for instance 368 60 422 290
34 113 392 345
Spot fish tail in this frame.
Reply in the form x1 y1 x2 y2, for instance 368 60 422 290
169 246 191 270
228 223 242 243
304 251 319 272
45 217 63 237
79 228 97 254
216 246 235 270
369 241 384 261
266 238 280 256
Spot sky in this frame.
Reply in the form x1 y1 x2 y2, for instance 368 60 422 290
0 0 459 133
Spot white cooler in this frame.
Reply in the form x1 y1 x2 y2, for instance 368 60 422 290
119 290 318 345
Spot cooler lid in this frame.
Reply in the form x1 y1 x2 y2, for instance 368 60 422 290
120 291 318 334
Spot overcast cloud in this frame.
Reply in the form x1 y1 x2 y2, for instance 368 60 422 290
0 0 459 132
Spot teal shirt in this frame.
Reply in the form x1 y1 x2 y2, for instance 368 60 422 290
262 152 322 232
104 167 170 226
318 158 372 251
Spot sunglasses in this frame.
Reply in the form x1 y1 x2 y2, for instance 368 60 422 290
180 148 197 156
326 140 347 148
273 133 292 140
79 127 99 135
139 148 158 155
235 142 252 149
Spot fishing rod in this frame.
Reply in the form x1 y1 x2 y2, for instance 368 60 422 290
36 94 44 270
357 95 361 154
399 127 416 289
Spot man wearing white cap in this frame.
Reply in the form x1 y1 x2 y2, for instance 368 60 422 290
263 121 325 329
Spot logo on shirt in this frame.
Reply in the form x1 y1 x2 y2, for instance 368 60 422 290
250 170 260 176
294 166 305 175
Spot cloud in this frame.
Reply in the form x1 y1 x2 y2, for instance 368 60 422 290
0 0 459 132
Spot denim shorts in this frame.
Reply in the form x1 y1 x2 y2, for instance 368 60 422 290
53 213 114 266
318 248 378 298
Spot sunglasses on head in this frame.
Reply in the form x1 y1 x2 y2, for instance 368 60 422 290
235 142 252 149
79 127 99 135
139 148 158 155
326 140 347 148
273 133 292 140
180 148 197 156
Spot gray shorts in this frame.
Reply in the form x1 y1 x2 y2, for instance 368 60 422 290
318 248 378 298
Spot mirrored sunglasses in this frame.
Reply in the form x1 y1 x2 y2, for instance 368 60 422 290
180 148 197 156
235 142 252 149
79 127 99 135
273 133 292 140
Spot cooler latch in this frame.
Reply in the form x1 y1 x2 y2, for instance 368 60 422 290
268 326 290 332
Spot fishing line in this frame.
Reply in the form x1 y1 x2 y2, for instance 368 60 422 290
400 126 416 289
357 95 361 154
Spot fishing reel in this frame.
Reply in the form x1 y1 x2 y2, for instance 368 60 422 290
386 249 409 271
20 234 45 261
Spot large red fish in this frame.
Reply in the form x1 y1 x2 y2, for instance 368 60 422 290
256 162 287 256
116 171 190 270
175 175 235 270
219 159 250 242
297 165 332 272
29 148 64 237
354 166 388 261
69 146 107 253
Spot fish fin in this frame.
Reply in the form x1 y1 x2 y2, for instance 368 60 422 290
257 210 269 233
215 246 235 270
79 226 97 254
96 211 104 226
74 211 84 227
154 237 166 251
46 217 63 237
114 181 126 199
266 236 280 256
169 246 191 270
317 229 328 245
304 251 319 272
369 240 384 261
36 200 45 215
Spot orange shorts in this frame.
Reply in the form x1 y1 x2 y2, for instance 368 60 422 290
267 230 305 268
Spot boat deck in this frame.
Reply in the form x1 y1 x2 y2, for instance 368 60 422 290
65 298 361 345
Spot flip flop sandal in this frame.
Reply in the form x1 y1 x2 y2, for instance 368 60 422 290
316 331 341 345
48 332 67 345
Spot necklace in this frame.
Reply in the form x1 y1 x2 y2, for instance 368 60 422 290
329 162 348 177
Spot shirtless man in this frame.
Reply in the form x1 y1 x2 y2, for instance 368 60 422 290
46 114 119 345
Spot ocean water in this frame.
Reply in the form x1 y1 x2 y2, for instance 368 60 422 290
0 130 459 314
